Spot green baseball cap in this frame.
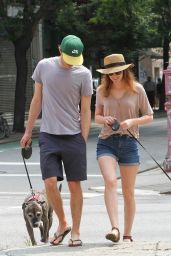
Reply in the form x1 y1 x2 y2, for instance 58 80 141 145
60 35 84 65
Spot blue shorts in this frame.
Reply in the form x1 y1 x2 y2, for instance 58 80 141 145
39 132 87 181
96 134 140 166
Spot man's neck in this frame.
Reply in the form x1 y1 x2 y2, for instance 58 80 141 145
59 56 73 69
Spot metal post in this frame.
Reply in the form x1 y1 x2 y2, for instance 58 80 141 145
163 66 171 172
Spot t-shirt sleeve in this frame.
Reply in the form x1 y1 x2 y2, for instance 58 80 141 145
138 84 153 115
81 70 93 96
32 60 43 85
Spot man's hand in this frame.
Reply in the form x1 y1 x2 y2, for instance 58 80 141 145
20 132 32 148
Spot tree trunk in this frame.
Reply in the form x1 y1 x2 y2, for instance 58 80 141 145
13 41 28 132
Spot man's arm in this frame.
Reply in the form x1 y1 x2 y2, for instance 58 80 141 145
20 82 42 147
80 95 92 142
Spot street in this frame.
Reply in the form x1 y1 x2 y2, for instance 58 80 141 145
0 117 171 250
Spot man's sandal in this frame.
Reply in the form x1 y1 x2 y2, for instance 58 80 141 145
105 227 120 243
50 227 71 246
123 235 133 242
68 238 82 247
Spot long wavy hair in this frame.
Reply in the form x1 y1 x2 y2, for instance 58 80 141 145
98 69 137 97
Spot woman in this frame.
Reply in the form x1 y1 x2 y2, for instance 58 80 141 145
95 54 153 243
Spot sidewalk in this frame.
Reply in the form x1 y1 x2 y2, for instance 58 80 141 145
0 120 102 145
1 167 171 255
1 241 171 256
0 110 167 145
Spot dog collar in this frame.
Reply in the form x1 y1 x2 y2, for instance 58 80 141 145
27 193 40 203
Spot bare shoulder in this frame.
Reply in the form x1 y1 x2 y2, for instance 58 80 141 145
96 85 103 93
135 82 145 92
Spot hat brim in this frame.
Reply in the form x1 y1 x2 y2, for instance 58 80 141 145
96 64 134 74
62 52 83 66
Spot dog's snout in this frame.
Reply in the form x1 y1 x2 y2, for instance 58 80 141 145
32 218 40 228
33 223 39 228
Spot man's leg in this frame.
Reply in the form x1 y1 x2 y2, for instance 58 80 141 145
44 177 70 244
68 181 83 241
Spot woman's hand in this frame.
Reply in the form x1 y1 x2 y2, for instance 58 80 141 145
120 119 135 130
104 116 116 126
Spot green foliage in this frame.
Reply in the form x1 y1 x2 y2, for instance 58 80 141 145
89 0 160 56
151 0 171 36
51 0 163 65
0 0 70 42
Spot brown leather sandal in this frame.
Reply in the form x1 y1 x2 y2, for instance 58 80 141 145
105 227 120 242
123 235 133 242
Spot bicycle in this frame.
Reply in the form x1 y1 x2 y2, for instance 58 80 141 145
0 112 10 139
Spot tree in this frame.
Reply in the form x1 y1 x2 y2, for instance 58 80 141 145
0 0 70 132
53 0 161 75
150 0 171 110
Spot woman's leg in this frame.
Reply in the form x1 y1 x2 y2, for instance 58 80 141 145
98 156 119 229
120 165 139 237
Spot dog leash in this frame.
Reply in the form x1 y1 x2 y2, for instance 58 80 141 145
127 129 171 182
111 120 171 182
21 142 63 195
21 142 35 196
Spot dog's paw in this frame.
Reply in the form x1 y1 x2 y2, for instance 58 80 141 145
32 241 37 246
41 238 48 243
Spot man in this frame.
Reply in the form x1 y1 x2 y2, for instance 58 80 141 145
143 76 156 109
20 35 93 247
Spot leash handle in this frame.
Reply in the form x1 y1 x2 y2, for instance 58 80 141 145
127 129 171 182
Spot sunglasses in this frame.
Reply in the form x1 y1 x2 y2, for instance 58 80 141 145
108 71 123 76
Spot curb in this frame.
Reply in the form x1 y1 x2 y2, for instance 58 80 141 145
0 111 166 145
0 126 101 145
1 241 171 256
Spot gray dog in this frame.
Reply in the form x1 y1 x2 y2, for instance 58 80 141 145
22 191 53 246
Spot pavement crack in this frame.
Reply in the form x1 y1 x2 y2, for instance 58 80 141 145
154 241 159 256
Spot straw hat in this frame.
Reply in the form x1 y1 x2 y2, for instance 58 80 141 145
96 54 134 74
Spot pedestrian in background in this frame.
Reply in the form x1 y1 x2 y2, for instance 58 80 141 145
20 35 93 247
143 76 156 109
156 77 162 109
95 54 153 243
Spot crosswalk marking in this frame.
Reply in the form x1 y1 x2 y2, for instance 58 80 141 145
0 173 102 177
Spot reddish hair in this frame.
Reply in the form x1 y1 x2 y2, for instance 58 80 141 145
98 69 137 97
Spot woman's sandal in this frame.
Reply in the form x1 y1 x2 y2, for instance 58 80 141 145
105 227 120 243
123 235 133 242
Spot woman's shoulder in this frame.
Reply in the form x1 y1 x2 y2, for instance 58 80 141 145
97 85 103 93
96 85 104 97
134 82 145 93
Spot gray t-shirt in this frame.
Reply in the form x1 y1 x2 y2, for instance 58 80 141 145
32 57 93 135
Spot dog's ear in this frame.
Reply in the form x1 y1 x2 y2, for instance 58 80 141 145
22 202 28 209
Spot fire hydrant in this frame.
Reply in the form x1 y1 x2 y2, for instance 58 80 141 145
163 65 171 172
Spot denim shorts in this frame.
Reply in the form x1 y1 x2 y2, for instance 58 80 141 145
96 134 140 166
39 132 87 181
